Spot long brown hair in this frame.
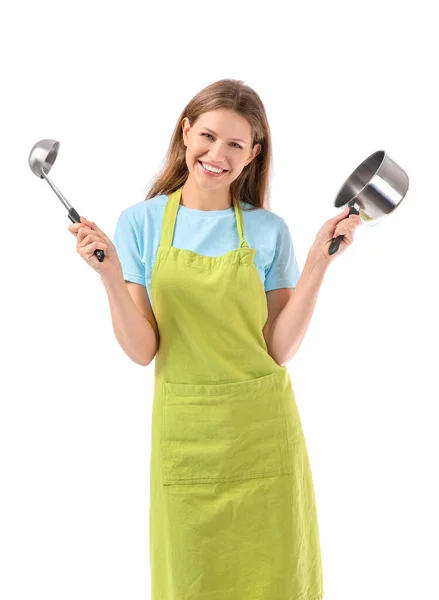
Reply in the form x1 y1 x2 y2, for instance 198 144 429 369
144 79 273 211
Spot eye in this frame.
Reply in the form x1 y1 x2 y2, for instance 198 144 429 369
201 133 242 149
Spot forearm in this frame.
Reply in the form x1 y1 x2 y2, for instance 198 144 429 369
101 272 157 366
267 249 330 365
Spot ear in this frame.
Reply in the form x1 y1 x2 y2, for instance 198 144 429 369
182 117 191 145
245 143 262 166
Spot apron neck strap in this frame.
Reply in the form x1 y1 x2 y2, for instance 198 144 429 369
160 186 249 249
233 194 249 249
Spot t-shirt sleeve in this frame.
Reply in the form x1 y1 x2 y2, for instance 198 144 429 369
264 217 300 292
112 210 146 286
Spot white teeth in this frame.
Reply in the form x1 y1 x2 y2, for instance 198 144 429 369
201 162 224 173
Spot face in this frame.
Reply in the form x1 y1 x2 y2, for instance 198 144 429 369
182 108 262 189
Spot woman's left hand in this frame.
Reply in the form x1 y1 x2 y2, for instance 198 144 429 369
310 206 362 264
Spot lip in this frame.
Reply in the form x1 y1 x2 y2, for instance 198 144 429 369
198 160 228 171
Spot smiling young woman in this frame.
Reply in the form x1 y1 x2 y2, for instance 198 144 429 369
111 78 325 600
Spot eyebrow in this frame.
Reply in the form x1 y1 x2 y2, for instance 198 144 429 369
201 127 246 144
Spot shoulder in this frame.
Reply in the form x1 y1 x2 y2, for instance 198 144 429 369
241 201 284 223
118 194 168 226
240 202 287 239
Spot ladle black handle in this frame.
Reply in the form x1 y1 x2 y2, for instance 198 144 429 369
328 205 360 255
68 207 105 262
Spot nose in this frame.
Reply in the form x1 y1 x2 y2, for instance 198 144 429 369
207 153 227 166
207 141 228 164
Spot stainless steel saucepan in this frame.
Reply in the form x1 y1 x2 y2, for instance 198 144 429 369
28 139 105 262
329 150 409 255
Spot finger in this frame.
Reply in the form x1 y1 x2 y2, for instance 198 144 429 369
81 217 102 234
77 233 103 248
68 223 83 234
76 226 94 242
335 218 361 237
342 233 354 245
347 221 361 233
80 217 110 242
78 240 108 258
334 225 356 241
68 222 93 237
330 206 350 224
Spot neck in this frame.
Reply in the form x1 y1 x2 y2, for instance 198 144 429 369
180 177 233 211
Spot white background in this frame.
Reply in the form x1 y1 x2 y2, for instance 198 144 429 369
1 1 438 599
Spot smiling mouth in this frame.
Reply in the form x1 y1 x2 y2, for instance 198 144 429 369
198 160 229 172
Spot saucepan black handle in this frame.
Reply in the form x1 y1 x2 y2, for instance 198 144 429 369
328 205 360 256
67 207 105 262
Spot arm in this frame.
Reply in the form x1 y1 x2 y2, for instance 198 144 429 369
264 205 362 365
101 272 159 366
265 249 329 366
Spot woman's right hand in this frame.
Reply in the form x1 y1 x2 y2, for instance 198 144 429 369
68 216 123 278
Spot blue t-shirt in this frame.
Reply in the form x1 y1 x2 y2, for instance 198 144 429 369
112 193 300 307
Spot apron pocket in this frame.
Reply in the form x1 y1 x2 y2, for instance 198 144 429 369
161 372 291 485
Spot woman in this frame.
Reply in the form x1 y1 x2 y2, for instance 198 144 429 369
68 78 361 600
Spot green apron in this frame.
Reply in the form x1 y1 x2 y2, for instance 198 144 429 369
149 185 324 600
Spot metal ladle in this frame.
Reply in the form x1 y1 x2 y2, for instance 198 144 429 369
28 139 105 262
